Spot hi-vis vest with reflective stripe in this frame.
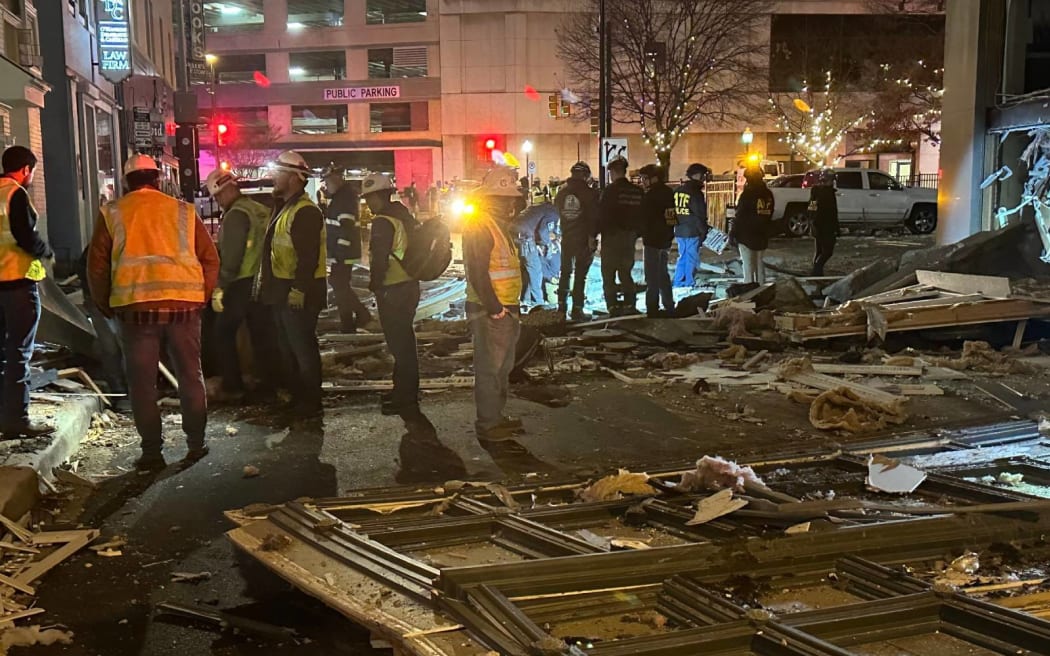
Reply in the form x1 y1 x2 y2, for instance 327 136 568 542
373 214 411 286
271 193 326 280
0 178 45 282
227 196 269 281
466 213 522 307
102 189 205 307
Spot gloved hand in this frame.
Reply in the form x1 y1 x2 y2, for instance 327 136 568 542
211 288 224 313
287 288 306 310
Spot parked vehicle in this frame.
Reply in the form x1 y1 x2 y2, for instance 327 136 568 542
769 169 937 237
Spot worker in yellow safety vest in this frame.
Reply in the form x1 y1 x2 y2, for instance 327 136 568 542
256 150 327 419
204 169 279 402
363 172 421 417
0 146 54 440
463 167 526 443
87 153 219 472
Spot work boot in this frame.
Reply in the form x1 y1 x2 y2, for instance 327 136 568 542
1 420 56 440
476 425 519 442
184 445 210 463
570 307 591 322
135 453 166 473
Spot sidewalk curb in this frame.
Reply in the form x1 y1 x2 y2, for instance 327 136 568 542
2 396 102 486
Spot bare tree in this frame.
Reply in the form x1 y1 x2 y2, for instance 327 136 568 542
557 0 773 170
858 59 943 149
227 124 284 179
865 0 944 14
769 72 872 167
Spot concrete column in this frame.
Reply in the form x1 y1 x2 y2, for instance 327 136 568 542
344 0 365 27
266 52 290 84
937 0 1005 244
347 48 367 81
263 0 288 34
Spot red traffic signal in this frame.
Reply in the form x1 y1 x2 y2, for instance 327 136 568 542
215 122 229 147
484 138 496 150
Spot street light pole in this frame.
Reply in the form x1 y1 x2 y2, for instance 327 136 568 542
206 53 218 167
522 140 533 190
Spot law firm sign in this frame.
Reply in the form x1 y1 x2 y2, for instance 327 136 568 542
323 86 401 102
97 0 132 83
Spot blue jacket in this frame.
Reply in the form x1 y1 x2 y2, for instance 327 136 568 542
517 202 558 243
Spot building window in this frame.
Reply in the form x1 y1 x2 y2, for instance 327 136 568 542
289 51 346 81
96 110 116 204
369 102 427 133
368 47 427 79
292 105 347 134
203 1 264 33
2 0 21 18
366 0 426 25
288 0 343 28
214 53 267 84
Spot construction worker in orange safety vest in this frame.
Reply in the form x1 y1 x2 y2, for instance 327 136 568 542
0 145 54 440
87 153 219 472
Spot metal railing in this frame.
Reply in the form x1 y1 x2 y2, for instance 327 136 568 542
704 180 736 232
898 173 940 189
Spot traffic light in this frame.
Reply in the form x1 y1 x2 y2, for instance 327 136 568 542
215 121 229 147
548 95 559 118
590 114 600 135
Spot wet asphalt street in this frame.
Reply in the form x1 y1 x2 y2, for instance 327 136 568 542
30 382 720 655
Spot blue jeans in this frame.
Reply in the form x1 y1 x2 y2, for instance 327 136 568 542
644 246 674 313
673 236 701 287
519 240 544 306
121 312 207 455
0 283 40 426
470 312 521 432
275 303 323 410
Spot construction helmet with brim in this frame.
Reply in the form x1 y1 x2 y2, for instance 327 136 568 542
570 161 591 179
205 169 238 196
124 153 159 177
479 167 522 197
361 172 395 196
272 150 311 179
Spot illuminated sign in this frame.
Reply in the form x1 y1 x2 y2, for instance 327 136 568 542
323 86 401 102
97 0 132 83
188 1 206 61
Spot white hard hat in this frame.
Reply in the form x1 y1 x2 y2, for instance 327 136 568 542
205 169 238 195
124 153 159 176
272 150 311 179
360 172 395 196
479 167 521 197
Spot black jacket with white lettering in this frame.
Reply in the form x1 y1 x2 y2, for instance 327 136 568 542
554 178 599 246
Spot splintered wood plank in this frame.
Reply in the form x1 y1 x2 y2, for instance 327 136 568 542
0 572 35 595
915 270 1012 298
0 515 33 544
810 364 923 377
16 530 98 585
779 370 905 408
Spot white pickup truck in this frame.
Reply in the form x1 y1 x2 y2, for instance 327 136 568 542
768 169 938 237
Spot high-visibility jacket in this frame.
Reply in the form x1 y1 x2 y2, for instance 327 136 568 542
0 178 45 282
373 214 411 286
228 196 269 281
466 213 522 307
271 193 326 280
102 188 205 307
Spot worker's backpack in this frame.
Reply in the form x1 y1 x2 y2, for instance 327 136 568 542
400 217 453 281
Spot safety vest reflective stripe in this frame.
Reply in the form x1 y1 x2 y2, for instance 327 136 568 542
466 214 522 307
271 194 327 280
0 179 46 282
104 189 205 307
228 196 269 281
374 214 411 286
